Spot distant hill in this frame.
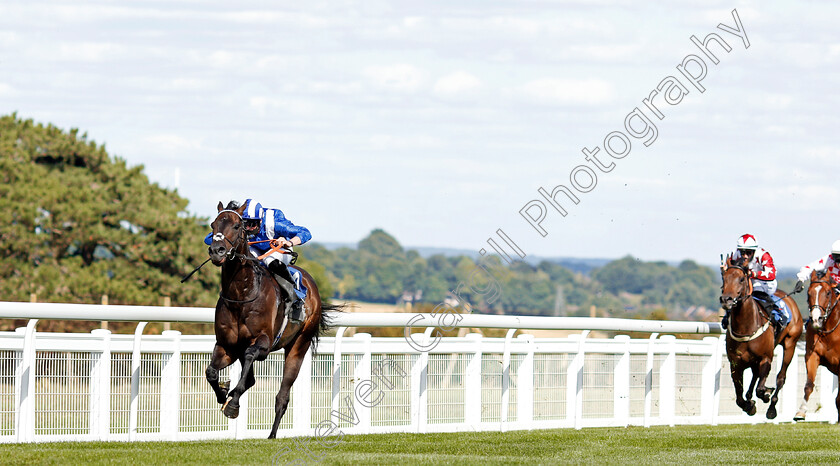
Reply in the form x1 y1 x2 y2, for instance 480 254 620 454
318 242 611 275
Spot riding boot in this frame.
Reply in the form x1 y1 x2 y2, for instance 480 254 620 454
267 261 305 324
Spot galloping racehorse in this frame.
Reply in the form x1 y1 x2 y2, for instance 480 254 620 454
720 255 802 418
205 201 337 438
795 270 840 422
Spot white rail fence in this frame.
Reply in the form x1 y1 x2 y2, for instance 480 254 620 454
0 302 835 443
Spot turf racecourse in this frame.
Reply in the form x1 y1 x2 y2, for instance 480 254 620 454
2 424 840 465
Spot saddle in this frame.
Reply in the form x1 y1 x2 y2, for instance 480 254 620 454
752 294 791 328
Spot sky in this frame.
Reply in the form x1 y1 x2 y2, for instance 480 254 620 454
1 1 838 267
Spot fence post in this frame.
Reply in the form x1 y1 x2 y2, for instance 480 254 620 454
12 328 24 443
659 335 676 427
643 333 659 427
819 366 838 423
354 333 372 434
566 331 589 429
700 336 720 425
292 346 313 435
500 329 517 430
160 330 181 440
464 333 483 428
781 344 799 421
89 329 112 440
129 322 148 441
16 320 38 443
614 335 631 427
413 327 435 434
517 334 534 429
331 327 347 420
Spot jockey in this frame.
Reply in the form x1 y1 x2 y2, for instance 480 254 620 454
205 199 311 323
795 240 840 292
723 234 784 336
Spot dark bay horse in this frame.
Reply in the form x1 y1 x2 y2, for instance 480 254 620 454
795 270 840 422
205 201 336 438
720 255 802 418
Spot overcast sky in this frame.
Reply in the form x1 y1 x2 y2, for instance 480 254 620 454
2 1 838 266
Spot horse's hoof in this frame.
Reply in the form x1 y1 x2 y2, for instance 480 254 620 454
793 412 806 422
222 397 240 419
747 402 757 416
767 406 777 419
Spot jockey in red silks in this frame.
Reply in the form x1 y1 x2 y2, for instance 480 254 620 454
724 234 785 336
795 240 840 291
206 199 311 323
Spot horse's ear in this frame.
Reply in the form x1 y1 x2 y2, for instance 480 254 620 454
236 201 248 216
217 201 224 212
725 254 733 269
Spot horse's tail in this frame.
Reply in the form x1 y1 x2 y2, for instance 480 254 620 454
311 300 346 350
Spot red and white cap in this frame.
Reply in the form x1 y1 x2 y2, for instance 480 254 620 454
832 240 840 255
737 234 758 251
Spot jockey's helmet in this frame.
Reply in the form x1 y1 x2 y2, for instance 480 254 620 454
242 199 262 233
737 234 758 251
736 234 758 259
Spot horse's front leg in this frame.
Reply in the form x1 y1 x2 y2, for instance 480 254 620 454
222 334 271 419
206 344 235 405
754 357 773 404
731 362 756 416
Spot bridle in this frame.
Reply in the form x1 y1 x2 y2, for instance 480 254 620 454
722 263 772 341
722 263 754 309
809 276 840 335
212 209 263 304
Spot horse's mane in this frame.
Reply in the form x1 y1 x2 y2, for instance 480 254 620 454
224 200 241 210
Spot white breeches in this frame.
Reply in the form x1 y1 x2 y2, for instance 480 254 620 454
752 279 777 296
250 246 293 267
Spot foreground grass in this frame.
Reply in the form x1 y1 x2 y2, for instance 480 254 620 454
2 423 840 465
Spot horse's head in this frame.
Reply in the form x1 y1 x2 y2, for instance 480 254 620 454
808 270 837 330
720 254 751 311
208 201 248 266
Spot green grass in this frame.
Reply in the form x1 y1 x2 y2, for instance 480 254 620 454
2 423 840 465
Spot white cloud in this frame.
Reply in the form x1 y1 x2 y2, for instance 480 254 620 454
433 71 482 96
363 64 427 93
57 42 121 62
515 78 614 105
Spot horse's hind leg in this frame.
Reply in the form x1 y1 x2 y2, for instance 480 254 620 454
269 337 312 439
206 344 235 405
754 358 773 404
767 343 795 420
223 335 271 419
795 350 819 421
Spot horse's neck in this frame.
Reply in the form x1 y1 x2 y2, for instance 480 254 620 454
221 256 258 299
731 297 763 333
826 295 840 328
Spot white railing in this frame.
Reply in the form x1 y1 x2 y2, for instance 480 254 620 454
0 301 835 444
